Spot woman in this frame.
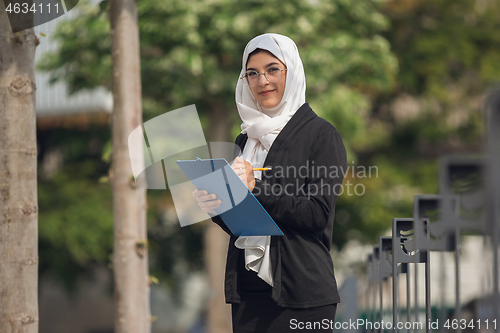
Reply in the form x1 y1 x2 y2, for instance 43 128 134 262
193 33 347 332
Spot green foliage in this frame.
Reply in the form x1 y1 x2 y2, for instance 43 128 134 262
336 0 500 249
37 124 208 291
38 0 396 137
146 192 205 291
332 153 440 248
38 0 500 280
378 0 500 159
38 127 113 292
36 0 399 264
383 0 500 96
38 174 113 267
35 0 500 289
37 3 112 93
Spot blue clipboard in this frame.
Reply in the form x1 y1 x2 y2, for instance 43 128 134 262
176 158 283 236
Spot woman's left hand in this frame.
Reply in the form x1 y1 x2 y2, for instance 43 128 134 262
231 157 255 192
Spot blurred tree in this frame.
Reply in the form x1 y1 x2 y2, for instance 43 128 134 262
0 6 39 332
37 126 114 291
378 0 500 153
108 0 151 331
384 0 500 98
335 0 500 248
38 0 396 146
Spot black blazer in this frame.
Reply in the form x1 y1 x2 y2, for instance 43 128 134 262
212 102 347 308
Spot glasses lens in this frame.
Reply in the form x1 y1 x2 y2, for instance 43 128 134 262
243 68 284 87
266 67 282 83
244 71 258 87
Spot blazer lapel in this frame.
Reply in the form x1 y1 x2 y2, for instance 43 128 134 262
262 102 315 168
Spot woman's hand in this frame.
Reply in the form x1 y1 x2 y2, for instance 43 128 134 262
192 190 221 214
231 157 256 192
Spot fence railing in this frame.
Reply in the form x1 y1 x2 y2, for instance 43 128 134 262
362 88 500 333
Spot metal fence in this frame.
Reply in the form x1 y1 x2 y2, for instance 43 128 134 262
362 89 500 333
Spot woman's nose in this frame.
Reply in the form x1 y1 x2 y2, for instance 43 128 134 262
258 72 269 86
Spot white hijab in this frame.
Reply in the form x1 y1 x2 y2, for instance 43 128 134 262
234 33 306 286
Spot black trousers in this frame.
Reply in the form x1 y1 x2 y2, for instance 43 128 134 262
231 291 337 333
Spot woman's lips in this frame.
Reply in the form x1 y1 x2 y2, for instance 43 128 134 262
260 90 274 96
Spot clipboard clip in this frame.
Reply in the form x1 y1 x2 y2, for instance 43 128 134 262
196 157 202 161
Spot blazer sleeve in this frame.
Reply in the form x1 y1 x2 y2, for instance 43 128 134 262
252 124 347 233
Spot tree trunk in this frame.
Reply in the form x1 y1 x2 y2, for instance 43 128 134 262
0 7 39 333
205 104 232 333
109 0 150 332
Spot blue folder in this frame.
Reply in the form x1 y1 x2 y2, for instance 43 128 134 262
176 158 283 236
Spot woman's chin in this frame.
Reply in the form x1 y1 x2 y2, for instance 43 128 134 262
259 100 279 109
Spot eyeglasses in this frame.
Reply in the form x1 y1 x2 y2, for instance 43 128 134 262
240 67 287 87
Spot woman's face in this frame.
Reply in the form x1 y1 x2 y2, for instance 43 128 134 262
246 51 287 109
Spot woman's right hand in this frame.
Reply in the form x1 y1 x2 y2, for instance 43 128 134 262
192 190 222 214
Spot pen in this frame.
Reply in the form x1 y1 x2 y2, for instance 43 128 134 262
253 167 272 171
